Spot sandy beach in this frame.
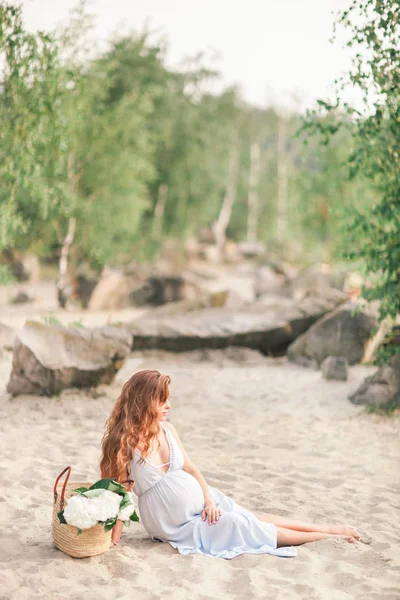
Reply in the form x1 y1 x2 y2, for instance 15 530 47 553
1 335 399 599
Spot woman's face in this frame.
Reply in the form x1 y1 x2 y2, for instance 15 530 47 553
157 392 171 421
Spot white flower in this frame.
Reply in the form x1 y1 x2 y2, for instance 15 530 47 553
86 490 122 522
63 495 98 530
118 492 136 522
62 489 124 530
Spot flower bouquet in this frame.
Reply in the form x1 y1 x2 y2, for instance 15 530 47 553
58 478 139 535
52 466 139 558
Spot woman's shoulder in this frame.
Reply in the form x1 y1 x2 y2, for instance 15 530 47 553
162 420 176 433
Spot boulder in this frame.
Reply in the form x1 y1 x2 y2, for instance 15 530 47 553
10 291 34 304
127 289 347 354
236 241 266 259
6 321 132 396
74 263 100 308
282 264 346 301
88 268 200 310
130 275 198 306
88 269 136 310
321 356 348 381
349 354 400 407
147 290 245 317
0 323 16 351
288 301 377 368
4 251 40 282
254 265 287 298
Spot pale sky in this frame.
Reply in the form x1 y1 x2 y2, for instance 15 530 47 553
21 0 358 111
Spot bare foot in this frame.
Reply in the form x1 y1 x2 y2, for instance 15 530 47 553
344 535 356 544
329 525 361 539
328 534 356 543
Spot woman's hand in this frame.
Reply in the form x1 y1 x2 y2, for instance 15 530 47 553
111 519 123 545
202 500 222 525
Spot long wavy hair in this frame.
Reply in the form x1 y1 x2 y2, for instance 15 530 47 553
100 369 171 482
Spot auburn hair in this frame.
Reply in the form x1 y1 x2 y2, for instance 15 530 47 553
100 369 171 483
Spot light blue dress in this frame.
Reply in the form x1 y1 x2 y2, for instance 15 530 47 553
128 422 297 560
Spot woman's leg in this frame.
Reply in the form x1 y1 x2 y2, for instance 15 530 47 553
276 526 356 547
255 512 360 538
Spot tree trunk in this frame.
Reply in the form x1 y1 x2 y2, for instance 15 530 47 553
362 315 394 364
56 152 78 308
277 112 289 243
56 217 76 308
152 183 168 240
213 139 240 261
247 141 261 243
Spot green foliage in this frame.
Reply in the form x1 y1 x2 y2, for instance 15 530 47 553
42 315 62 326
0 4 74 251
301 0 400 330
365 397 400 416
0 264 16 286
0 1 387 271
68 319 85 329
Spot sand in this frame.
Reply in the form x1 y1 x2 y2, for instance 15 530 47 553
1 334 400 600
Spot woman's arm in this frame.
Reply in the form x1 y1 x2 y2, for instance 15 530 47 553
111 465 133 545
111 518 124 545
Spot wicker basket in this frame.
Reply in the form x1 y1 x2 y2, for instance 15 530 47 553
52 466 112 558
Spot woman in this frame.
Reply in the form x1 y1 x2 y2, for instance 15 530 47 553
100 370 360 560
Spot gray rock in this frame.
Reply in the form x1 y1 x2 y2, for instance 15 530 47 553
321 356 349 381
237 241 266 259
88 268 199 310
254 265 287 298
5 252 40 282
6 321 132 396
282 264 347 301
128 289 347 354
349 353 400 407
130 275 194 306
287 301 377 368
74 263 100 308
10 291 34 304
88 269 142 310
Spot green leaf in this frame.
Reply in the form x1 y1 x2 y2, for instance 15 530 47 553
104 518 117 532
77 528 83 535
88 479 125 494
72 487 89 494
130 511 140 523
58 510 67 524
118 491 133 511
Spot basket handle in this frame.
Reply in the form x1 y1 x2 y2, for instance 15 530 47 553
54 466 72 511
54 468 135 509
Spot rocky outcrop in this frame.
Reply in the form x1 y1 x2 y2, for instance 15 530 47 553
254 265 287 298
3 250 40 282
349 354 400 407
130 275 198 307
281 264 347 301
10 291 34 304
88 269 139 310
128 289 347 354
321 356 348 381
287 301 377 368
88 268 200 311
6 321 132 396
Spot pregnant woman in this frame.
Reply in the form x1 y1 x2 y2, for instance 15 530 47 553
100 370 360 559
